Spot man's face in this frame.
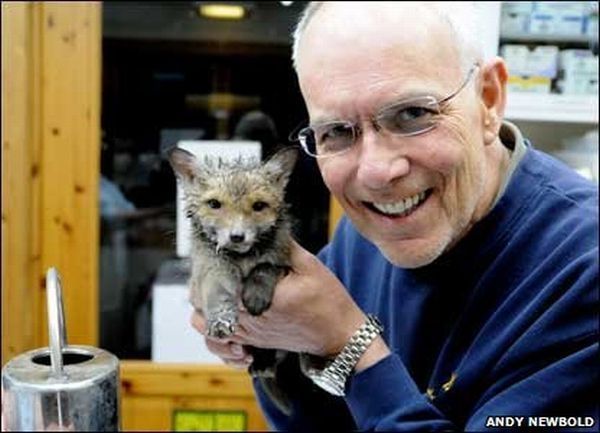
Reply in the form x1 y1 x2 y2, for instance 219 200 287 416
296 4 495 268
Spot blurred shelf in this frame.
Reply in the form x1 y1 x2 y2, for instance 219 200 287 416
505 93 598 124
500 31 598 44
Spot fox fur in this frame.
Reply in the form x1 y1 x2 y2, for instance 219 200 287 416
168 146 299 414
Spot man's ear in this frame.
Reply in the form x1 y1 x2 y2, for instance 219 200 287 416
262 146 299 189
480 57 508 145
167 147 200 185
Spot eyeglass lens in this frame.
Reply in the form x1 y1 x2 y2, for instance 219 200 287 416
299 96 441 157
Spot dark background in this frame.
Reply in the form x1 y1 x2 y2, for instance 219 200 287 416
100 1 330 359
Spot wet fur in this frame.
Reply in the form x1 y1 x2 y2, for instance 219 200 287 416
168 146 299 414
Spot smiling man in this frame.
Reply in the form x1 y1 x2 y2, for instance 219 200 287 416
190 2 598 431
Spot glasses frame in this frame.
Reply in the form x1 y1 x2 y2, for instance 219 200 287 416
293 63 480 158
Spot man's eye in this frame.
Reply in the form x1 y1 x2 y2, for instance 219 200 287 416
320 124 353 142
206 199 221 209
395 106 433 122
252 201 269 212
382 104 437 135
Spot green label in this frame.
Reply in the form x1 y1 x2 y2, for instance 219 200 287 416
173 410 247 431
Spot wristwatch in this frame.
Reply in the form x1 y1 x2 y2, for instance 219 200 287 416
305 314 384 396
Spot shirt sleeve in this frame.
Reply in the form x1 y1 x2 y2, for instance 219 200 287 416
346 354 456 431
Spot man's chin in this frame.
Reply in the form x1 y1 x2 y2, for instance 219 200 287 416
377 241 446 269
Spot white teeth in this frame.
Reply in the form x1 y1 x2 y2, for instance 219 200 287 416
372 191 427 216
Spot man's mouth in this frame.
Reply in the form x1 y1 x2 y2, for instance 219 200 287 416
364 189 432 218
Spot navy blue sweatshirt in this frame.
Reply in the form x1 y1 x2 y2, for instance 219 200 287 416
254 143 599 431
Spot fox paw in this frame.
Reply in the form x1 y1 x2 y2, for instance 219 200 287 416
242 289 272 316
207 317 236 339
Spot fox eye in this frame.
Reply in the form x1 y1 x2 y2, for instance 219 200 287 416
206 199 221 209
252 201 269 212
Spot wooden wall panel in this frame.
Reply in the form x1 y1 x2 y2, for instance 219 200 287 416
1 1 101 365
120 361 269 431
1 1 40 365
39 2 101 346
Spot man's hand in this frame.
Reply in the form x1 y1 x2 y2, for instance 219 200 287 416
191 240 390 371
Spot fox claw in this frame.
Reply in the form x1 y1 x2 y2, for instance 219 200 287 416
207 317 236 338
242 290 272 316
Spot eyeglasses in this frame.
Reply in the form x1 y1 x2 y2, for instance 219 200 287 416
292 63 480 158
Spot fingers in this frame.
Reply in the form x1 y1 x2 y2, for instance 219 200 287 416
205 339 253 369
190 309 206 333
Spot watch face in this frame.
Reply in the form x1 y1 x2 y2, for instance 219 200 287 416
311 372 345 396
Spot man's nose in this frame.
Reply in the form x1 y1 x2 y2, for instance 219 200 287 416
355 129 410 190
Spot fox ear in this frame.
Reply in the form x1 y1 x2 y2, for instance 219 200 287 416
167 147 200 184
263 147 298 188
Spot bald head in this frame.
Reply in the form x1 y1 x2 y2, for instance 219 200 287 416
292 2 483 74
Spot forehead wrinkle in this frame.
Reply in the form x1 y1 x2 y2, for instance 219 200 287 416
307 72 451 126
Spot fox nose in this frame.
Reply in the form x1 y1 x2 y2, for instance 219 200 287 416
230 233 245 244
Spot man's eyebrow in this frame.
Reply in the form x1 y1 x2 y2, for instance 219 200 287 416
378 90 446 109
309 116 349 126
308 89 449 125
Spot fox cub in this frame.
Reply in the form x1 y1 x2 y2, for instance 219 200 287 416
168 146 298 412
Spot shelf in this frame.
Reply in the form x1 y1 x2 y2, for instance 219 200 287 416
505 93 598 124
501 31 598 45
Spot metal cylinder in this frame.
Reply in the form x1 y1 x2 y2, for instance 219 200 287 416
2 345 120 431
1 268 120 431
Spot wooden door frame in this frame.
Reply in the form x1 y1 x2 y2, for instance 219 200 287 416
2 1 101 365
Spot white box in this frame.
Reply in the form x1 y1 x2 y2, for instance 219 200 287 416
501 2 533 34
503 2 534 15
151 259 226 363
527 45 559 78
501 10 529 34
558 50 597 95
554 14 585 35
175 140 262 257
501 44 559 78
152 281 225 363
501 44 530 76
561 56 599 95
532 2 587 15
528 11 559 34
529 2 587 35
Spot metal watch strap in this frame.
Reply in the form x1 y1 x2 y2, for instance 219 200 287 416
307 314 384 396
